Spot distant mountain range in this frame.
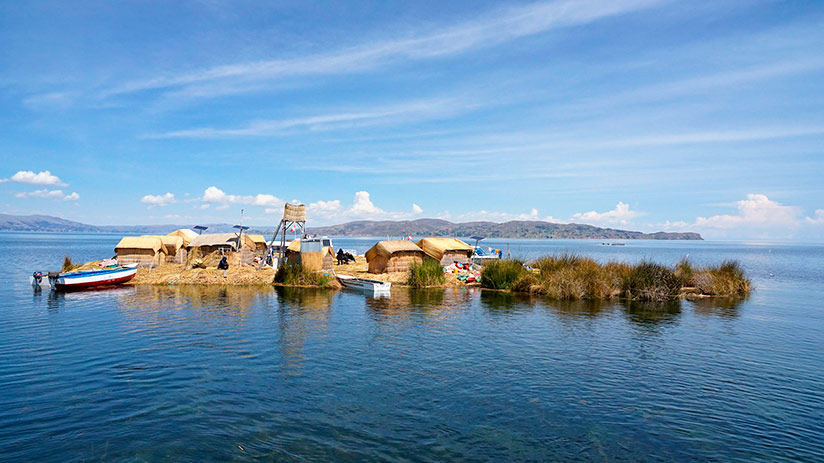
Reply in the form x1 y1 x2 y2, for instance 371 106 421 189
0 214 271 234
0 214 702 240
307 218 702 240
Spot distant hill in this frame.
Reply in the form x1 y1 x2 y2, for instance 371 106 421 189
0 214 702 240
0 214 276 234
0 214 102 232
307 218 703 240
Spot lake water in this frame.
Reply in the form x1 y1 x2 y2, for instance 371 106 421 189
1 233 823 462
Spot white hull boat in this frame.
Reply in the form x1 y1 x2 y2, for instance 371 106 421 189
31 264 139 291
337 274 391 293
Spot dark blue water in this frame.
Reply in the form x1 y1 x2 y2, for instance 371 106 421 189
1 233 823 462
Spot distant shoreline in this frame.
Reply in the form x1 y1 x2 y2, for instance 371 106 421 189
0 213 703 241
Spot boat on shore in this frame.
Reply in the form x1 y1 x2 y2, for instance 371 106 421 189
31 264 139 291
337 274 391 293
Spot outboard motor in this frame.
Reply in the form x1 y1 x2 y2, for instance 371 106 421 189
31 271 43 289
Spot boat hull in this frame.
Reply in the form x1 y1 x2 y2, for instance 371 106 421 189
337 275 391 292
50 265 138 291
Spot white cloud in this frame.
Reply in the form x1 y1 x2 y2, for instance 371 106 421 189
152 97 476 138
570 202 644 226
806 209 824 225
141 192 176 206
14 189 78 201
201 186 283 208
694 194 800 230
105 0 662 98
308 191 423 223
439 208 542 222
15 189 64 199
349 191 382 216
3 170 67 186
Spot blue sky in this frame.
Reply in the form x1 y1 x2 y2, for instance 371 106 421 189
1 0 823 240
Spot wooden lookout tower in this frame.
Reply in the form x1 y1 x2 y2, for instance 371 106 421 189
261 203 306 269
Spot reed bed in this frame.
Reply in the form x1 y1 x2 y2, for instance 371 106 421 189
488 253 750 301
479 259 527 290
408 259 447 287
274 261 337 288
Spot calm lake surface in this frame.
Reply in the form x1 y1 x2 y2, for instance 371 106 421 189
1 233 823 462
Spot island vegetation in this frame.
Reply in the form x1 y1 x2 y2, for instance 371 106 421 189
480 253 751 301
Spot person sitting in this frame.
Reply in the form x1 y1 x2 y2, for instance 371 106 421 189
336 248 346 265
217 256 229 277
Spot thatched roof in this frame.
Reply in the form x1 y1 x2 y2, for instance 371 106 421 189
366 240 424 261
283 203 306 222
188 233 239 250
167 228 198 246
115 236 163 252
247 234 267 245
416 238 473 260
141 234 184 251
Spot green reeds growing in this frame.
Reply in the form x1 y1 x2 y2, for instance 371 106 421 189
506 254 750 301
692 259 751 297
274 262 333 287
539 256 628 300
408 259 446 287
622 261 683 301
480 259 527 289
62 256 80 273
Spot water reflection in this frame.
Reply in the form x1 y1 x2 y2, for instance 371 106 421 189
620 299 683 327
479 290 537 314
365 287 472 327
690 296 745 318
274 287 338 374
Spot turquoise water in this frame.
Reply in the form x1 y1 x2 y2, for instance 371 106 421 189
1 233 823 462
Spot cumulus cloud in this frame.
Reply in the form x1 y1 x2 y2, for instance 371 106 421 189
14 189 78 201
141 192 176 206
201 186 283 208
307 191 423 223
694 194 801 229
570 202 644 226
2 170 67 186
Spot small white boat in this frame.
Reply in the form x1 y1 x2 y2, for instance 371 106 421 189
337 274 391 293
31 264 139 291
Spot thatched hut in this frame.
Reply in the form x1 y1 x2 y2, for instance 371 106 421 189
115 236 165 268
166 228 198 247
416 238 474 265
365 240 425 273
246 234 269 254
141 235 186 264
286 239 335 271
187 233 242 254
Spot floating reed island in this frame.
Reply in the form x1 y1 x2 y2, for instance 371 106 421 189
480 254 751 301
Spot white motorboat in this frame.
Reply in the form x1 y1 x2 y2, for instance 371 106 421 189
337 274 391 293
31 264 139 291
